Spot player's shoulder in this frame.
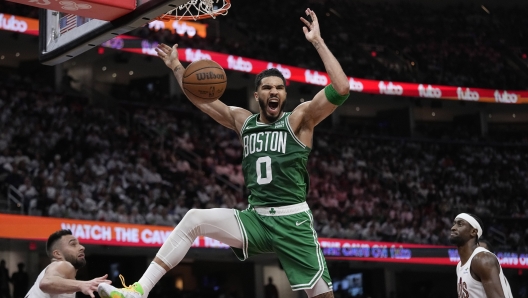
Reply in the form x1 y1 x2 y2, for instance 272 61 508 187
230 106 253 120
472 250 497 262
471 249 500 272
46 261 76 276
229 106 253 133
49 260 76 270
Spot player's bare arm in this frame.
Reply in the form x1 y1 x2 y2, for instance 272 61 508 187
40 262 110 298
289 8 350 146
155 43 251 133
471 253 508 298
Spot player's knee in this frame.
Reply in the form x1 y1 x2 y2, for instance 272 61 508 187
180 209 206 227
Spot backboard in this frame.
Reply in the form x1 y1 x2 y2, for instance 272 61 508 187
39 0 189 65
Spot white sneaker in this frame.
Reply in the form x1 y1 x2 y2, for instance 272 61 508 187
98 275 144 298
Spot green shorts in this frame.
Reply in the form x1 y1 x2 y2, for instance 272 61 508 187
231 202 332 291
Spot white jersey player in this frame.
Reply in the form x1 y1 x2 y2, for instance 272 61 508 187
25 229 110 298
450 213 513 298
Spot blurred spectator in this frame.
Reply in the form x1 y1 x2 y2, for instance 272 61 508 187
0 259 9 298
10 263 29 298
48 196 67 218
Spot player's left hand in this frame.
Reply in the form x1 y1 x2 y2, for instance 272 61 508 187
300 8 322 43
155 43 181 71
81 274 111 298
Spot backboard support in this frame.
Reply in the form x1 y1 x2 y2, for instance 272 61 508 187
39 0 189 65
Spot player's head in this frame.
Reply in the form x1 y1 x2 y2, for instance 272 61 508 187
46 229 86 269
449 213 484 247
254 68 287 123
255 68 286 91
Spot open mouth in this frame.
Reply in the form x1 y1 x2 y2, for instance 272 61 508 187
268 99 279 111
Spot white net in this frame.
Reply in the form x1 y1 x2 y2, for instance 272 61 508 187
159 0 230 21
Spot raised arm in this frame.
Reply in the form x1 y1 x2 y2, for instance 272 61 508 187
471 252 510 298
40 261 110 298
289 9 350 145
155 44 251 133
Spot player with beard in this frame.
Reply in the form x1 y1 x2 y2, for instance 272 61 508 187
26 229 110 298
450 213 513 298
99 8 349 298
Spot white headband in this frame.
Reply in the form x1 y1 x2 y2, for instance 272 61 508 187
455 213 482 239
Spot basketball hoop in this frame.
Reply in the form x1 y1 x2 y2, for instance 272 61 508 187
156 0 231 21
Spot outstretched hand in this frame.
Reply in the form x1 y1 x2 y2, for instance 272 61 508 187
81 274 111 298
155 43 181 70
300 8 322 43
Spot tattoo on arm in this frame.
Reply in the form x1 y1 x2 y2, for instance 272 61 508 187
313 41 321 50
173 65 183 72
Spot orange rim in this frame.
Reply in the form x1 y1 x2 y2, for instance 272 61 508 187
155 0 231 21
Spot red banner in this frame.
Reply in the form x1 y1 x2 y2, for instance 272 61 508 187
129 44 528 104
318 238 528 269
4 15 527 104
0 214 228 248
1 214 527 268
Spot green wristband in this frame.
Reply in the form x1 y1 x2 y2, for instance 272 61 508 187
324 84 349 106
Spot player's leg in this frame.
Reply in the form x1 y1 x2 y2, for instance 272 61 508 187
268 207 333 298
305 279 334 297
98 208 243 298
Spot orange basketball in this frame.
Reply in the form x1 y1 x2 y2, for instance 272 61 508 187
182 60 227 101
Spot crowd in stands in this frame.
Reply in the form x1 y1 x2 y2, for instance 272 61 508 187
138 1 528 90
0 73 526 253
2 1 528 90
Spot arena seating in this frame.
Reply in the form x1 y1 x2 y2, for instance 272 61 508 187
0 74 526 252
2 1 528 90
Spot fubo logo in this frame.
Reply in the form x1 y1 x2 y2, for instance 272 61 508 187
379 81 403 95
457 87 479 101
173 21 196 37
305 70 327 86
494 90 518 103
227 56 252 72
418 84 441 98
349 78 364 92
141 40 159 55
0 14 28 33
185 49 212 62
148 20 165 31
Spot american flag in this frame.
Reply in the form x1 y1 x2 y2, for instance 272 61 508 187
59 14 78 35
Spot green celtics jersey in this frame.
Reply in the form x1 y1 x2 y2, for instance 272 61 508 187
240 112 311 207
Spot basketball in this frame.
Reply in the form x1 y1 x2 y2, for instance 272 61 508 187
182 60 227 102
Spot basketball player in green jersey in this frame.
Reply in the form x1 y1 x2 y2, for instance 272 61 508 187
98 8 349 298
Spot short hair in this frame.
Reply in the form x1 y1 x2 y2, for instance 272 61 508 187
466 213 484 244
255 68 286 91
46 229 72 258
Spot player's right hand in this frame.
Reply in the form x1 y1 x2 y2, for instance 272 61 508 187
155 43 182 71
300 8 322 44
81 274 112 298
